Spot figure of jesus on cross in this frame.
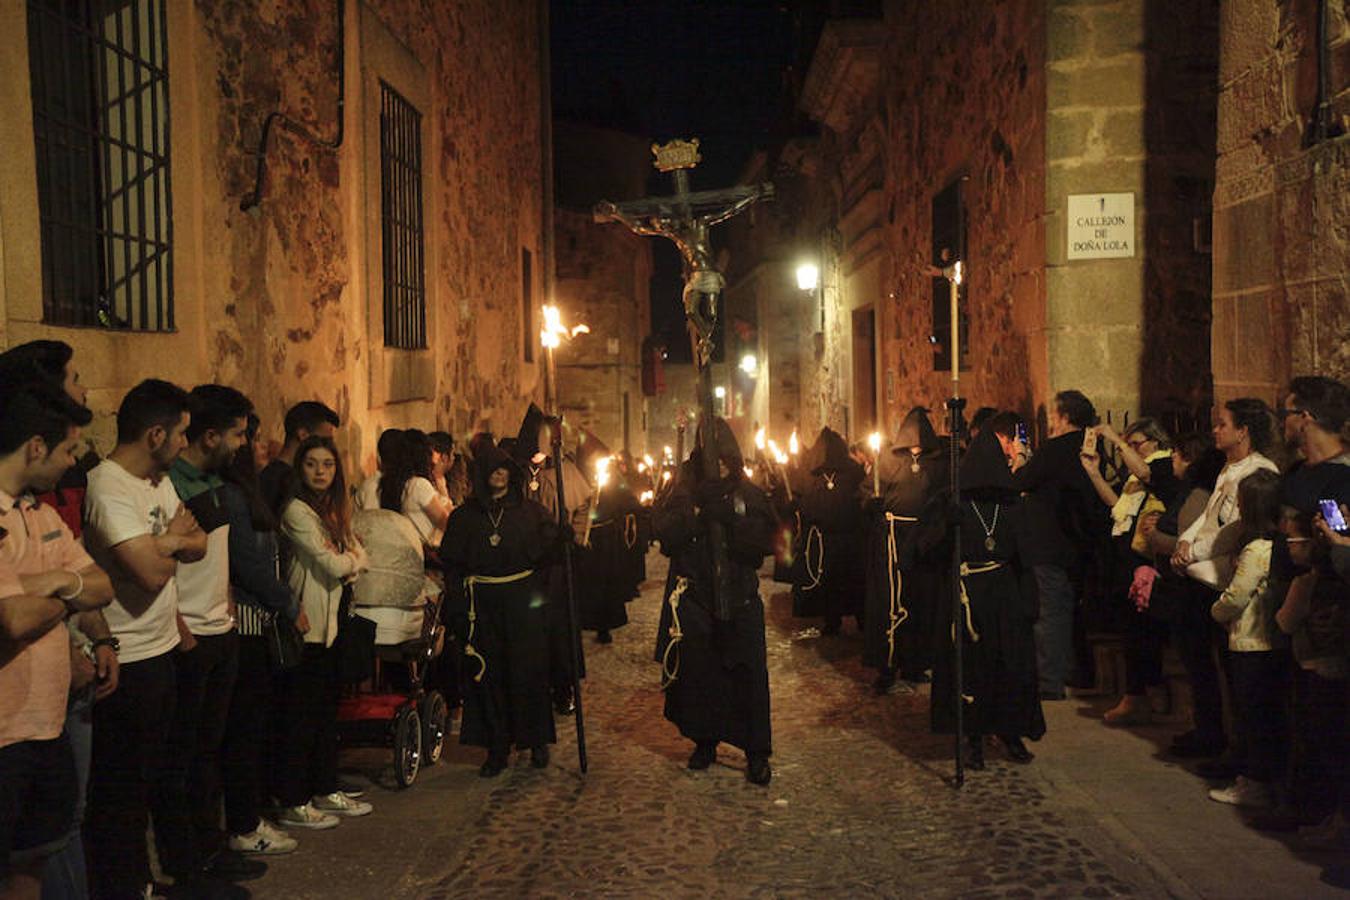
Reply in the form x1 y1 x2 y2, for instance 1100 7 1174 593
594 138 772 622
593 138 773 367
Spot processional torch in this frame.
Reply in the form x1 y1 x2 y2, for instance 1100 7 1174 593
541 304 589 774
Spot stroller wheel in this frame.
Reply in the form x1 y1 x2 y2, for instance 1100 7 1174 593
393 707 422 788
419 691 449 765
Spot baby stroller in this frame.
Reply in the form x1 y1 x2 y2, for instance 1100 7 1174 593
338 509 451 787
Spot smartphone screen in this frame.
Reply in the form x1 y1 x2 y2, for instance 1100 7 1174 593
1082 428 1098 454
1321 499 1349 533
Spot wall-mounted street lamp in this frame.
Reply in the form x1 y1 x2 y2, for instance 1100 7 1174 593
739 353 759 376
795 262 819 292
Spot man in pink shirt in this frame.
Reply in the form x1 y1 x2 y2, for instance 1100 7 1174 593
0 386 112 900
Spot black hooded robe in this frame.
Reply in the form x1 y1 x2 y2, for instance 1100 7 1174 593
440 448 559 751
928 430 1046 741
863 408 949 678
652 421 775 755
792 428 867 627
513 404 589 692
575 486 629 633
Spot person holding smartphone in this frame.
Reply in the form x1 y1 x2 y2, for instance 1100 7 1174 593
1265 377 1350 837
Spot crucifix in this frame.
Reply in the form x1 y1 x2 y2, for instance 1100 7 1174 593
594 138 773 621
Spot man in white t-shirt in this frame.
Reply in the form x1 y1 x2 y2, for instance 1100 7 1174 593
164 385 265 883
82 379 215 900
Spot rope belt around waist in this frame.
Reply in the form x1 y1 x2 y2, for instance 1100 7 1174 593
462 569 535 683
884 514 919 669
802 524 824 591
623 512 639 549
953 561 1003 643
660 576 690 690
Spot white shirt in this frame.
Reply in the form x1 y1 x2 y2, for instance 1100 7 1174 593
174 523 233 636
83 460 182 663
401 476 442 548
1179 451 1278 588
355 474 381 512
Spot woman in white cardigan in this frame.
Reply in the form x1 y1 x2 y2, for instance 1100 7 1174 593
274 436 371 829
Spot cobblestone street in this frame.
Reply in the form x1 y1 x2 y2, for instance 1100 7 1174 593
253 551 1345 898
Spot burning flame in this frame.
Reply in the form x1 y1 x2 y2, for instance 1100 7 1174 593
952 261 964 286
754 428 766 451
595 455 612 490
743 466 755 479
639 490 655 505
868 431 882 454
541 305 589 349
661 471 673 484
767 439 787 465
788 431 800 456
642 454 655 470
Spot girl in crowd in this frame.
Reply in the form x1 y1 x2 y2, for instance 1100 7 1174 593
274 437 372 827
379 428 451 553
1208 469 1285 809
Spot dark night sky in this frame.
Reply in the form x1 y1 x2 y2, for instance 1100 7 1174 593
550 0 811 358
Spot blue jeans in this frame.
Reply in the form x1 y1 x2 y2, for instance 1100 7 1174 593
42 688 94 900
1033 564 1074 695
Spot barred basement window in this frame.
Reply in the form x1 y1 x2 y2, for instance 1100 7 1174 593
379 81 426 350
27 0 174 331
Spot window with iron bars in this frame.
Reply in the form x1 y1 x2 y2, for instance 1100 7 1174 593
380 81 426 350
27 0 174 331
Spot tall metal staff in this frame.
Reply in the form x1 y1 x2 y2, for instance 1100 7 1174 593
940 260 966 788
594 138 772 622
541 305 588 773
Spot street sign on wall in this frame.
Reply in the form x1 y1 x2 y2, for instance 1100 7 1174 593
1067 193 1135 260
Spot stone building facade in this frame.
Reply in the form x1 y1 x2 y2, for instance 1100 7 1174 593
1211 0 1349 404
726 0 1237 444
551 122 652 456
0 0 551 474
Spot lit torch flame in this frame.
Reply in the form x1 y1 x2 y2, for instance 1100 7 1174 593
754 428 766 452
595 455 612 490
541 304 588 350
868 432 882 455
788 431 800 456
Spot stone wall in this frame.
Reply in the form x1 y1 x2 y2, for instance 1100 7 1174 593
1212 0 1350 404
1046 0 1217 424
0 0 550 475
553 208 652 455
876 0 1048 428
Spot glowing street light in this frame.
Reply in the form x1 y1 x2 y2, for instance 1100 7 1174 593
795 261 819 292
740 353 759 376
713 385 726 399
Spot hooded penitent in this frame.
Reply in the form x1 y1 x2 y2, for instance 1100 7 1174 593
469 443 525 507
959 428 1016 496
893 407 943 457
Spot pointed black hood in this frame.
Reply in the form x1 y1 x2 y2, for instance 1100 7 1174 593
810 427 853 475
514 403 548 465
470 443 524 506
959 428 1015 495
688 416 744 481
893 407 942 456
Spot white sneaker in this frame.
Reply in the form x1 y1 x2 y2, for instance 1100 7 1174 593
312 791 374 817
229 819 300 855
276 802 341 830
1208 776 1273 808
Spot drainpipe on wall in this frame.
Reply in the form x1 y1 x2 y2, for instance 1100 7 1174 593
1304 0 1345 147
240 0 347 210
538 0 555 378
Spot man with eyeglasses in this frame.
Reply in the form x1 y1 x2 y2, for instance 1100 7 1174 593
1260 376 1350 838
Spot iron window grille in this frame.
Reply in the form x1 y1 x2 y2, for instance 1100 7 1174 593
27 0 174 331
379 81 426 350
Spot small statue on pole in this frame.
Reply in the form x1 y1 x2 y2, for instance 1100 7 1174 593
595 139 773 620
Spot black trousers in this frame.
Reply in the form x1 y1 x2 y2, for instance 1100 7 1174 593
1231 650 1290 783
86 651 180 900
1125 609 1168 696
1293 668 1348 820
222 635 272 835
272 644 339 807
1172 582 1229 747
157 631 239 875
